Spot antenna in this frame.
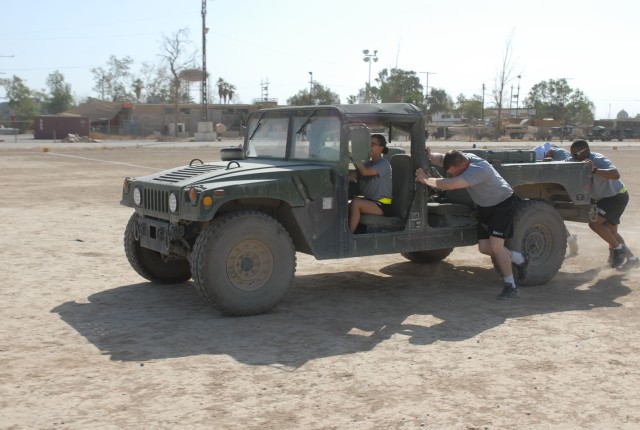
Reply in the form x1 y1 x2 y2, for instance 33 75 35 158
260 79 270 102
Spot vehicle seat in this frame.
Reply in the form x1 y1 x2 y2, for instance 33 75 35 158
383 146 406 159
426 189 476 227
359 154 415 231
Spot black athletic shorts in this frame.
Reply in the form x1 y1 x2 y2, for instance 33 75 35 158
375 201 393 217
596 191 628 225
477 194 516 240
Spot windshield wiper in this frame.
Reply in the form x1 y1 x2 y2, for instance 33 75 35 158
248 113 266 141
295 110 317 134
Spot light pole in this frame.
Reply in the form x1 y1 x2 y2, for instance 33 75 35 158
513 74 521 119
482 83 485 124
420 71 436 109
509 84 514 117
362 49 378 102
308 71 313 102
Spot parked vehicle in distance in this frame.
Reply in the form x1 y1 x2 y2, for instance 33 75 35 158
587 125 623 142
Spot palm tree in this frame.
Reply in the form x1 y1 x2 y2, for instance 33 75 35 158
216 78 226 103
227 84 236 103
132 79 144 103
216 78 236 104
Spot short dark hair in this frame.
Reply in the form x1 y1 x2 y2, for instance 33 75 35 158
443 150 467 171
371 133 388 154
570 139 589 153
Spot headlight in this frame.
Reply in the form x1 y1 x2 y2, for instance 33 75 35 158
169 192 178 213
133 187 142 206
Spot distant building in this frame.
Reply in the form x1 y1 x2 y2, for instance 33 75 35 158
62 98 272 138
33 115 90 139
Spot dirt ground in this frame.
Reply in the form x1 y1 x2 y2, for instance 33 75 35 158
2 141 640 429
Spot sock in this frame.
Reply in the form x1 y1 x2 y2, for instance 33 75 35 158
629 256 638 261
614 244 623 250
504 275 516 288
510 251 525 265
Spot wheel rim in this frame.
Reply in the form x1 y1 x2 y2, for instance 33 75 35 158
521 224 552 264
226 239 274 291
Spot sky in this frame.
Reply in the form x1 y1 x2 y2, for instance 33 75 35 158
2 0 639 120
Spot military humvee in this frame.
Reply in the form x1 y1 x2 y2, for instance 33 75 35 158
121 103 595 316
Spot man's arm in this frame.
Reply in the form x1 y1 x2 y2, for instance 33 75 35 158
585 158 621 179
415 168 470 190
426 148 444 167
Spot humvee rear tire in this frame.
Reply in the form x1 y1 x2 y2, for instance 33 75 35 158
191 211 296 316
507 200 566 286
124 213 192 283
401 248 454 264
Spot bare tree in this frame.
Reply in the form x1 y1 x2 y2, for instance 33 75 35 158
162 28 195 137
138 62 170 103
492 31 520 136
91 55 135 102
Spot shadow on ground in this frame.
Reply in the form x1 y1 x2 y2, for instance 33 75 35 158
52 261 629 368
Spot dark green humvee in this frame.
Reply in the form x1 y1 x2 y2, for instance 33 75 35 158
121 103 595 315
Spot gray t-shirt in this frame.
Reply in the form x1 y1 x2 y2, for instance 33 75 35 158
359 157 392 201
548 147 571 161
458 153 513 207
585 152 625 200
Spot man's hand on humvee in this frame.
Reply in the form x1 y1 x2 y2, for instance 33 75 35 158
415 167 431 184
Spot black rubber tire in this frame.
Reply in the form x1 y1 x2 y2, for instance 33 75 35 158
401 248 454 264
191 211 296 316
507 200 567 286
124 213 192 283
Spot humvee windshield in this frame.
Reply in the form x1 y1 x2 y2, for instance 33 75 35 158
245 113 340 161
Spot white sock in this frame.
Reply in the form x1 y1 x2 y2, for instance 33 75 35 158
504 275 516 288
510 251 525 265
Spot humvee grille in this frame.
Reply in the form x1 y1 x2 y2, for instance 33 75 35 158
143 188 169 213
152 164 223 183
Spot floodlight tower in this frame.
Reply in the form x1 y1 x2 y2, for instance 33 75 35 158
363 49 378 103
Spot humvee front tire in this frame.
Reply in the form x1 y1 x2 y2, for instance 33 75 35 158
191 211 296 316
508 200 567 286
402 248 454 264
124 213 192 283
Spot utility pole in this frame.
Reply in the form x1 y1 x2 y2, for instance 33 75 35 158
201 0 208 120
308 71 313 102
482 83 485 124
514 75 521 119
509 84 514 118
420 71 436 107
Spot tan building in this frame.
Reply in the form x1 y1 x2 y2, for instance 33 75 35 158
64 99 277 138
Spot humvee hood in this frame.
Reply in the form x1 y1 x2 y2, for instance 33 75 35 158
133 159 331 187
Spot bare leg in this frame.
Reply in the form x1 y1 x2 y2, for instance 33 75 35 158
478 237 513 278
349 198 383 233
589 217 619 248
610 224 636 258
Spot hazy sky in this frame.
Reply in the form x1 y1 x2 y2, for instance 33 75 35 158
2 0 638 119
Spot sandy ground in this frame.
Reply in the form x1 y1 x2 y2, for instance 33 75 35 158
1 140 640 429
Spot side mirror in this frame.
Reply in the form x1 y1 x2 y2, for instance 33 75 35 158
349 124 370 163
220 146 245 161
